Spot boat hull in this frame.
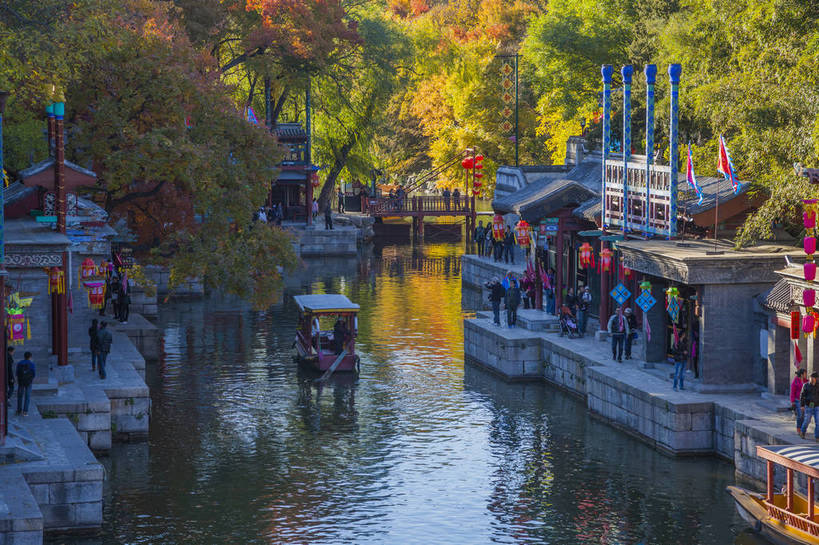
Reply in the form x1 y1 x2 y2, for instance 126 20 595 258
727 486 819 545
295 340 358 373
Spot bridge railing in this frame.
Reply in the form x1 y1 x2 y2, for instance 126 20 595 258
366 195 473 216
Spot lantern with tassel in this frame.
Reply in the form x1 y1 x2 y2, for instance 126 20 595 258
80 258 97 282
599 248 614 272
86 281 105 309
492 214 505 241
578 242 595 269
48 267 65 294
515 220 531 248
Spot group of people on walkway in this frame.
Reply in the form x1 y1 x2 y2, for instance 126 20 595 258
485 271 523 328
254 204 285 225
474 221 517 264
441 188 461 211
100 271 131 324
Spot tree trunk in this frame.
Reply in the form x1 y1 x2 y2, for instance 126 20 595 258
271 86 289 127
317 139 355 210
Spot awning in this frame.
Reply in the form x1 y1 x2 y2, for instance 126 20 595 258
293 294 360 314
760 279 792 313
757 444 819 479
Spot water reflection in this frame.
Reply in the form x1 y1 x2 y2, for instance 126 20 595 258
49 242 751 545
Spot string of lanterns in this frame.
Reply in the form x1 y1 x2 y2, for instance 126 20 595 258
802 200 818 341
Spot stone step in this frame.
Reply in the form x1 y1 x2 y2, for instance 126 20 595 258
0 469 44 540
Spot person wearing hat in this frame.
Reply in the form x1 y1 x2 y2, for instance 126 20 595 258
623 308 638 359
801 372 819 440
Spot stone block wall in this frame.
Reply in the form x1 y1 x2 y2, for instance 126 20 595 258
464 320 543 380
542 343 590 396
296 227 358 256
143 265 204 296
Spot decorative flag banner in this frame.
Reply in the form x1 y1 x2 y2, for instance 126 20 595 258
717 135 740 194
686 142 704 205
246 106 259 125
610 283 631 305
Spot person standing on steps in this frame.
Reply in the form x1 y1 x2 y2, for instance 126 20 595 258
502 271 521 328
792 368 807 434
485 277 504 326
324 204 333 230
89 319 100 372
607 306 630 362
15 352 35 416
474 221 485 257
503 225 515 264
671 335 688 391
96 321 113 380
624 308 638 359
6 346 14 407
800 372 819 440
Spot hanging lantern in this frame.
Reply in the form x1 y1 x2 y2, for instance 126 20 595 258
806 236 816 255
85 281 106 309
805 289 816 308
599 248 614 272
492 214 505 241
793 311 802 340
665 286 679 308
48 267 65 294
578 242 595 269
515 220 531 247
806 262 817 282
473 180 482 188
804 314 815 335
806 210 816 229
311 172 320 188
474 172 484 179
639 280 652 292
7 313 26 345
461 157 474 169
80 257 97 282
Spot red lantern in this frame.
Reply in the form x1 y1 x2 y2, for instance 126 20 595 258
461 157 474 169
578 242 595 269
474 155 484 169
474 172 483 179
599 248 614 273
80 258 97 282
804 314 815 335
624 267 632 278
311 172 320 188
515 220 531 247
48 267 65 294
86 282 105 309
792 311 802 340
492 214 505 241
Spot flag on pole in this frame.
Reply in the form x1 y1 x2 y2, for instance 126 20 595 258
246 106 259 125
686 142 704 205
717 135 740 194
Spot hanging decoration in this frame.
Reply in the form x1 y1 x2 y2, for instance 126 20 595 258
610 283 631 305
665 286 680 322
7 312 28 345
792 310 802 340
48 267 65 294
499 61 516 134
599 248 614 273
803 199 819 340
514 220 531 248
578 242 595 269
635 280 657 313
492 214 505 241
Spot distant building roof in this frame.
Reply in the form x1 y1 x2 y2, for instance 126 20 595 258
760 278 793 313
18 158 97 192
274 123 307 142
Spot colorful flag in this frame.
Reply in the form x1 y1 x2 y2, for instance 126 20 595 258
717 135 740 194
246 106 259 125
686 142 704 205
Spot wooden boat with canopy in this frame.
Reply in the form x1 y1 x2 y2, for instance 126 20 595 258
728 445 819 544
293 294 360 376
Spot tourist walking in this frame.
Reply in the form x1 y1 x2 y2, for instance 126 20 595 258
503 225 515 264
6 346 14 406
800 372 819 440
97 321 113 380
443 188 451 211
484 230 493 258
258 206 267 223
607 306 630 362
493 235 503 262
338 188 345 213
119 284 130 324
474 221 485 256
792 368 807 434
485 277 504 326
545 268 556 315
324 205 333 230
503 272 521 327
671 336 688 390
453 188 460 210
100 273 111 316
624 308 638 359
578 286 592 334
15 352 35 416
89 319 100 372
312 200 319 221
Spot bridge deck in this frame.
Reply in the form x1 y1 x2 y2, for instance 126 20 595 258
365 196 475 218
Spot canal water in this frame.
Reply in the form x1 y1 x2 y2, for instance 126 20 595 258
53 242 767 545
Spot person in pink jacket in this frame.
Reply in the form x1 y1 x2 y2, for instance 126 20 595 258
792 368 807 433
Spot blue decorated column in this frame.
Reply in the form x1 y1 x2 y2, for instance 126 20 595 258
601 64 613 230
621 65 633 232
644 64 656 234
668 63 681 238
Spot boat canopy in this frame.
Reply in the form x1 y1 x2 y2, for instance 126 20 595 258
293 294 360 314
757 445 819 479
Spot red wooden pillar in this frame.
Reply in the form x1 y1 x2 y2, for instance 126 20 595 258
809 478 815 519
766 461 775 503
599 240 610 332
786 467 794 512
555 218 564 311
54 103 68 367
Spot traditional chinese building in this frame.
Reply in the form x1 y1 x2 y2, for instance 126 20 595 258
272 122 313 224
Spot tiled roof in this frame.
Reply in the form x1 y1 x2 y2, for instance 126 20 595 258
760 278 792 313
274 123 307 140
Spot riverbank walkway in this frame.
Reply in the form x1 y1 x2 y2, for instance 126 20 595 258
462 253 804 486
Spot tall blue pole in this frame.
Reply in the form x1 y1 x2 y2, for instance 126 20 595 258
601 65 613 230
644 65 656 235
668 64 681 239
621 65 633 232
